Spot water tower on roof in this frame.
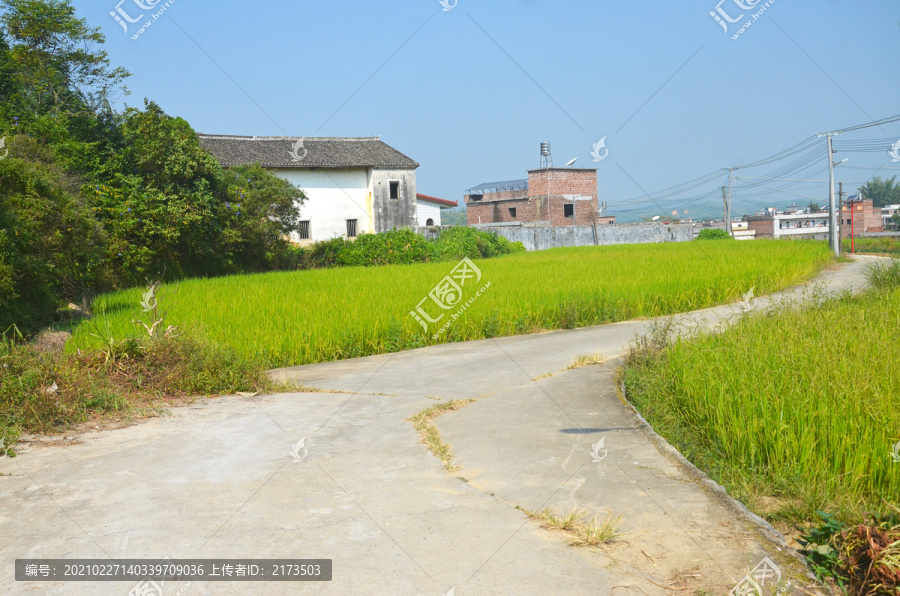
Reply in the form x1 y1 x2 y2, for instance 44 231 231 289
540 142 552 168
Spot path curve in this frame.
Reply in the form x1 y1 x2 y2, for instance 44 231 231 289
0 257 883 595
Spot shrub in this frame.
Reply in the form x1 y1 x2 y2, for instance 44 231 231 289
296 227 525 269
696 228 733 240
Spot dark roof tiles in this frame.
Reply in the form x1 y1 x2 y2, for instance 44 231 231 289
197 134 419 169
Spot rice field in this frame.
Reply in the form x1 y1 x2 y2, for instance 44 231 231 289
622 263 900 521
72 240 832 367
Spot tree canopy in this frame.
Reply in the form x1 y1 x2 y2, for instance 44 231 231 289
0 0 305 333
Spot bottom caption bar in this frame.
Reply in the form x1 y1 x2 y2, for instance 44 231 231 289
16 559 332 582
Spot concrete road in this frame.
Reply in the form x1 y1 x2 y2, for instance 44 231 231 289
0 257 881 595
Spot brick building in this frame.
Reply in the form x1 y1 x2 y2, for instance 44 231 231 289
743 197 883 241
464 168 613 227
839 197 882 238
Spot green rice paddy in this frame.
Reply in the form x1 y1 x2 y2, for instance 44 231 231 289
72 240 832 367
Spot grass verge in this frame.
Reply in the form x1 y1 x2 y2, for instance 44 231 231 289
407 399 477 471
0 330 273 453
622 259 900 593
842 236 900 256
524 506 624 547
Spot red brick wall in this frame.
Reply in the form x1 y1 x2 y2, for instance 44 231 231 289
840 200 883 237
527 169 598 198
464 169 600 226
744 216 775 238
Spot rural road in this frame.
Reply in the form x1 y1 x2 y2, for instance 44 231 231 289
0 257 882 595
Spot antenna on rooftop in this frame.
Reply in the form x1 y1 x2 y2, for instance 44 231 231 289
540 142 552 168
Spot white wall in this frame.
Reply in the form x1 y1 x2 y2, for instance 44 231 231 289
416 201 442 226
270 168 375 242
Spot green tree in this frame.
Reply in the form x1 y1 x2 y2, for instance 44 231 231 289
0 135 106 331
858 176 900 209
90 101 304 283
0 0 128 120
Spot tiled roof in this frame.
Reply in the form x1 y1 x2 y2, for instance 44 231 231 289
416 193 458 208
197 134 419 169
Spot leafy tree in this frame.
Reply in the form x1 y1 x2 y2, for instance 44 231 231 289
858 176 900 209
0 0 129 120
89 101 304 284
0 0 306 332
0 135 106 331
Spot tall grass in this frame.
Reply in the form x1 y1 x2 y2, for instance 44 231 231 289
623 260 900 522
843 236 900 256
71 241 831 367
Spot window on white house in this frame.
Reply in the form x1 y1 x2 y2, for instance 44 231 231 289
346 219 358 238
389 181 400 200
298 221 310 240
426 218 434 226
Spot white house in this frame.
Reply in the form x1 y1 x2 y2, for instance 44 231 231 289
415 194 458 226
198 135 419 243
773 211 830 240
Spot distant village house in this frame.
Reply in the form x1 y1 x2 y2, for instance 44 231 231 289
198 135 419 243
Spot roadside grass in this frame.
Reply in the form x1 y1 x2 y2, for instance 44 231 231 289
622 259 900 525
0 329 273 452
842 237 900 256
407 399 477 471
525 506 624 547
71 241 832 368
567 353 605 370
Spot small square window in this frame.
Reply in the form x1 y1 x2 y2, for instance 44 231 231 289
563 204 574 217
389 181 400 200
470 194 483 202
508 207 517 218
298 221 310 240
346 219 358 238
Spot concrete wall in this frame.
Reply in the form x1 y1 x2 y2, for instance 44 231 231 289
416 201 442 226
417 223 694 250
372 169 417 233
272 167 374 242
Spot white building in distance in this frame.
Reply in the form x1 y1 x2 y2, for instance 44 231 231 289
198 135 419 243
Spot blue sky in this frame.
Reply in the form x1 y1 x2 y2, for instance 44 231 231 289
76 0 900 221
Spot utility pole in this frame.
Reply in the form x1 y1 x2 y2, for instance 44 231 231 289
837 181 845 250
826 133 839 257
722 185 728 232
727 168 735 237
